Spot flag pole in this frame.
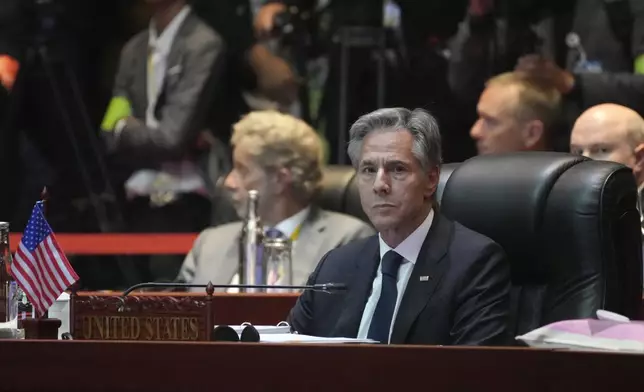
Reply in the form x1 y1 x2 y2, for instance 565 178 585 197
39 187 49 320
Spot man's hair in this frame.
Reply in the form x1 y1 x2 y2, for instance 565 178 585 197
486 72 562 132
231 110 324 202
347 107 442 172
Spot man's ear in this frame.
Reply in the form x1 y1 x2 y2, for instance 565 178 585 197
425 166 440 199
274 167 292 194
633 143 644 178
522 120 545 150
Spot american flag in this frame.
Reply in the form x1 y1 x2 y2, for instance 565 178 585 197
11 201 79 317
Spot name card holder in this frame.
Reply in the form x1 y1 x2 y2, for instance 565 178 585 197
69 284 215 342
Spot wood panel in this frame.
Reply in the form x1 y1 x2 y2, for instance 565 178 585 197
2 340 644 391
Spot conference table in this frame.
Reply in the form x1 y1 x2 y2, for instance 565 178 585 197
5 233 644 391
2 339 644 391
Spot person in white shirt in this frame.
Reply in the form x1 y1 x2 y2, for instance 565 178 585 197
176 110 374 289
100 0 226 284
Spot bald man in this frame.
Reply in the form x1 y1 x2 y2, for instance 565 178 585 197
570 103 644 235
570 104 644 185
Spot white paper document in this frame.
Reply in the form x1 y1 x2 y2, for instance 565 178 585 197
229 325 291 335
260 334 377 344
0 317 18 339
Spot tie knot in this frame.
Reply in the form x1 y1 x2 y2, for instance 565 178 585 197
381 251 403 278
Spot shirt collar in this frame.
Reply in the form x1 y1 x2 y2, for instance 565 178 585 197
148 5 191 55
273 206 311 239
378 208 434 264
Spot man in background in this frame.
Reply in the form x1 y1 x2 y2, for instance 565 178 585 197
470 72 561 155
177 110 374 290
450 0 644 153
570 103 644 233
102 0 225 283
253 0 471 163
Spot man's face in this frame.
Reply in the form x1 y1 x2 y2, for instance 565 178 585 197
570 124 636 168
356 130 438 233
224 142 274 219
471 84 529 155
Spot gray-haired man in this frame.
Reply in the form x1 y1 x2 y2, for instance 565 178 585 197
288 107 511 346
176 110 374 290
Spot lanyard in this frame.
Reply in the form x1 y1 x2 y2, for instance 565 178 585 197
290 223 303 242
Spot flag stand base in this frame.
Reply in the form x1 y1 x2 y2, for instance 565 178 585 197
22 317 61 340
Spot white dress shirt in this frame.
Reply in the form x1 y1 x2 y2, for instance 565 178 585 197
228 206 311 291
146 5 191 128
357 209 435 342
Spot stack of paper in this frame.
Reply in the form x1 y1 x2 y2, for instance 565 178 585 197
229 325 291 335
214 324 377 344
260 334 377 344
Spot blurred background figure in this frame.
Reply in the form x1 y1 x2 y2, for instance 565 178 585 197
101 0 226 284
570 104 644 230
470 72 561 154
449 0 644 151
251 0 471 163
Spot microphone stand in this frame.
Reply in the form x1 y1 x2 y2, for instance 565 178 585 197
120 281 347 298
116 281 347 312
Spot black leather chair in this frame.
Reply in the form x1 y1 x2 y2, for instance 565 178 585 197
317 165 365 221
441 152 643 337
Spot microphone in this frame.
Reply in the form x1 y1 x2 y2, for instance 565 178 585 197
116 281 347 312
210 324 262 342
212 325 241 342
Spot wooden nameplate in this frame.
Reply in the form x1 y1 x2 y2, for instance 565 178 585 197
70 287 214 341
69 288 298 342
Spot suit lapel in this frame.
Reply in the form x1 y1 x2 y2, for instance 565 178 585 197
390 214 453 344
133 34 149 116
220 235 240 285
164 16 189 80
293 207 328 282
331 237 380 338
155 16 191 116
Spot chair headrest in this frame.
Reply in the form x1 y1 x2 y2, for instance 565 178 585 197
436 163 459 203
441 152 588 281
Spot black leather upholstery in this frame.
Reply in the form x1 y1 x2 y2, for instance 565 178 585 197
317 165 367 221
441 152 643 336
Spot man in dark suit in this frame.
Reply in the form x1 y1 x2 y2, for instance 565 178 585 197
288 107 511 345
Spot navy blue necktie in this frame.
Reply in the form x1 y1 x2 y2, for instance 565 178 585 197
367 250 403 343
